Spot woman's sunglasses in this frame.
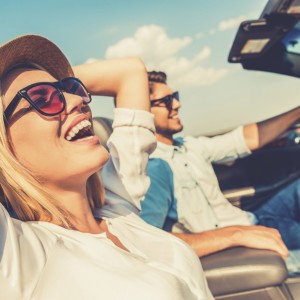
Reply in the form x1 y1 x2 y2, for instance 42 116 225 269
150 91 179 111
4 77 91 123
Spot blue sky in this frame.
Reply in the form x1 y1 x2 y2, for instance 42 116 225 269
2 0 299 135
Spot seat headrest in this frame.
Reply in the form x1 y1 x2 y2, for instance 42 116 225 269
92 117 113 149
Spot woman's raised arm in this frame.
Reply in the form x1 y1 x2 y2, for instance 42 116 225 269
73 57 156 212
73 57 150 112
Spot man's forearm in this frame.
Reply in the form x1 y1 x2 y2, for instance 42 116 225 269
244 106 300 150
173 225 288 258
173 226 240 257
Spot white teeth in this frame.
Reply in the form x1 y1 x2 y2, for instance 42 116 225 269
66 120 92 141
71 127 80 135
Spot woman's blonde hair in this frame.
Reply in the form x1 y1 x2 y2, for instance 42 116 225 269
0 67 105 228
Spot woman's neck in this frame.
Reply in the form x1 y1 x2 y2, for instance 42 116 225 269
44 183 103 234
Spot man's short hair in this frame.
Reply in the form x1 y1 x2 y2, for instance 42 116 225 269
148 71 167 95
148 71 167 84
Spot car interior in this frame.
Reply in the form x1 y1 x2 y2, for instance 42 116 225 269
91 1 300 298
92 116 298 300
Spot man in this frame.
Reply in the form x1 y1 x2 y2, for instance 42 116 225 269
140 70 300 264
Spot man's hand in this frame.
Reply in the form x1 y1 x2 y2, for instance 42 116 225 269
173 225 288 259
231 225 288 259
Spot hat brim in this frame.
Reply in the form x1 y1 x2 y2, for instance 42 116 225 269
0 35 74 80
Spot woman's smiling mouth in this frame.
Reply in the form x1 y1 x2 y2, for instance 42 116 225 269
65 119 93 141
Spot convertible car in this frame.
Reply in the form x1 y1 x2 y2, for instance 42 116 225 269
92 1 300 299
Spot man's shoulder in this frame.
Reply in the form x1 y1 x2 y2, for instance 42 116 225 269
179 135 208 151
174 136 185 145
147 158 174 189
149 157 173 173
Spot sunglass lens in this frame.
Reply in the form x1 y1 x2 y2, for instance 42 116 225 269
166 96 173 110
27 85 64 115
62 78 91 104
173 91 179 101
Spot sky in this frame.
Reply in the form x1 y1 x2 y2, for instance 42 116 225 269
1 0 300 136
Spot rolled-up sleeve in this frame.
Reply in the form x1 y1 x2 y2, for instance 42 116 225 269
191 126 251 163
101 108 157 212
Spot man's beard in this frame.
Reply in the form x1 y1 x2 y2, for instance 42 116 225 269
156 124 184 136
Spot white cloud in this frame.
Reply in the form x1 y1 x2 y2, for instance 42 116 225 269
209 15 247 35
195 32 204 39
218 16 246 31
87 24 230 89
158 56 229 88
106 26 119 34
85 58 100 64
194 47 211 62
105 25 192 63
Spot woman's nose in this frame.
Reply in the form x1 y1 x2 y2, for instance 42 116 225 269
64 92 84 114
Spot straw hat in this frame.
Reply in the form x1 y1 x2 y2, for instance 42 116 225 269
0 34 74 80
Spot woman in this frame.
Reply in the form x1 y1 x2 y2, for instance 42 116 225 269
0 35 213 299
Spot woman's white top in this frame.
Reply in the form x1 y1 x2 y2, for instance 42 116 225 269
0 109 213 300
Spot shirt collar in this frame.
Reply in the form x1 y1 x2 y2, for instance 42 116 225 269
155 137 186 158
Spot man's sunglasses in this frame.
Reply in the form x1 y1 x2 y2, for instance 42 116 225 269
4 77 91 123
150 91 179 111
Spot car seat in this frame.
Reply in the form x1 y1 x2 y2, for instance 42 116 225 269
92 117 113 150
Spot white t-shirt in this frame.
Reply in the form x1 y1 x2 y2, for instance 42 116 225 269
0 109 213 300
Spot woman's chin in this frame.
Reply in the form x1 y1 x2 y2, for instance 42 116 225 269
89 147 110 173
